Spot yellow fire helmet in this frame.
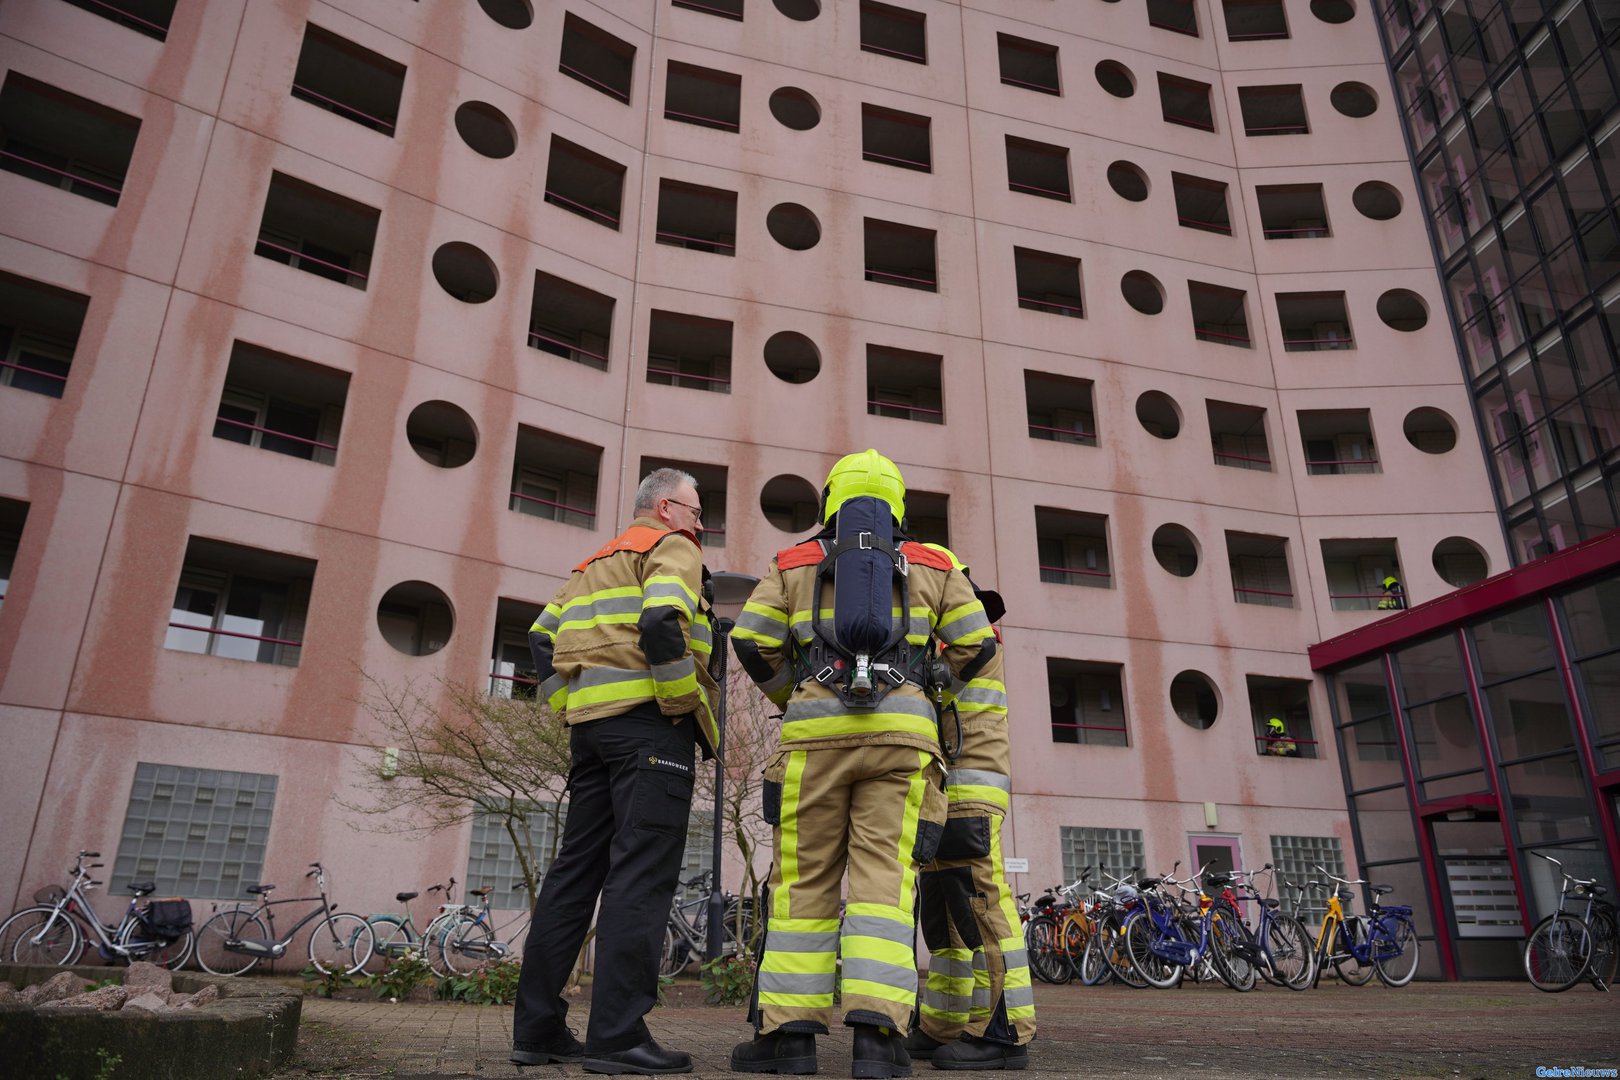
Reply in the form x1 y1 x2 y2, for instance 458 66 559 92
1383 575 1400 588
822 448 906 525
1267 717 1287 732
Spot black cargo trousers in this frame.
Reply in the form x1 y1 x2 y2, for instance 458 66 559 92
513 704 697 1053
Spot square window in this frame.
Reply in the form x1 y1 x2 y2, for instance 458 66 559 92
860 1 927 63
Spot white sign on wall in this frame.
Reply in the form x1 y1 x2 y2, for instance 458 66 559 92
1003 857 1030 874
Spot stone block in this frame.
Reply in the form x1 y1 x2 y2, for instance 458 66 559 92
40 985 129 1011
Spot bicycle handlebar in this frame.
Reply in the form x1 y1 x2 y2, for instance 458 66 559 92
1530 849 1598 885
1313 864 1367 887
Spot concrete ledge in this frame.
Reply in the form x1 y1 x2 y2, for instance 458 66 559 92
0 964 301 1080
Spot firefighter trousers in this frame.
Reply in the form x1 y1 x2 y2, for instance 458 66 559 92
753 742 947 1035
917 808 1036 1045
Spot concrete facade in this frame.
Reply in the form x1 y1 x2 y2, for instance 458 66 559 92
0 0 1505 932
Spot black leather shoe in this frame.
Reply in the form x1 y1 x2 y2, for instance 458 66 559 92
903 1030 947 1061
930 1036 1028 1071
583 1040 694 1075
852 1025 912 1079
512 1028 585 1066
731 1031 818 1074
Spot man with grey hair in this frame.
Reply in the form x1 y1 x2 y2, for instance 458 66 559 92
512 467 719 1075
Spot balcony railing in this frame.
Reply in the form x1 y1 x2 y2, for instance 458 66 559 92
655 229 735 255
527 330 609 367
0 148 123 199
862 42 925 63
290 83 397 133
1163 113 1216 132
167 622 304 649
561 63 630 104
1262 224 1329 239
649 367 731 391
868 398 943 422
864 267 936 290
1213 450 1272 468
1232 585 1294 603
73 0 170 36
509 491 598 519
1245 122 1309 135
1178 216 1233 235
1017 295 1083 317
1009 180 1071 200
1283 334 1353 352
543 188 620 228
1000 75 1059 95
1195 327 1252 346
1305 456 1378 474
1028 422 1097 444
862 149 930 171
664 109 739 132
254 238 368 285
1039 563 1111 583
0 358 69 384
214 415 337 452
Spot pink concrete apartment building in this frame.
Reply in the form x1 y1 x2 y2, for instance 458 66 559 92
0 0 1517 976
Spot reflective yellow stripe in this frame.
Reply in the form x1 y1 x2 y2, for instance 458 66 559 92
557 611 639 633
1007 1005 1036 1019
842 935 915 967
781 713 938 742
946 784 1010 809
844 902 910 923
841 978 916 1006
896 749 928 906
920 1003 970 1022
760 950 838 974
775 751 808 921
927 973 974 994
653 671 698 698
568 677 656 707
759 991 835 1008
547 685 568 711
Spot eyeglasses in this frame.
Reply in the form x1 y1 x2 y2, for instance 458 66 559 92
666 498 704 524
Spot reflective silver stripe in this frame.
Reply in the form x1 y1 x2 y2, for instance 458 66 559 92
757 970 836 996
842 957 916 992
972 986 993 1008
944 769 1011 792
936 608 990 643
690 621 713 649
572 665 654 690
651 656 696 685
765 929 840 953
556 594 644 625
929 954 973 979
1003 984 1036 1008
533 606 562 634
539 673 566 700
782 694 936 725
956 685 1008 709
907 615 931 639
735 608 789 639
758 666 795 697
643 580 695 613
842 914 914 947
1001 947 1028 969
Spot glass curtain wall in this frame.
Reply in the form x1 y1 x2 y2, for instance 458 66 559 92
1374 0 1620 564
1329 565 1620 977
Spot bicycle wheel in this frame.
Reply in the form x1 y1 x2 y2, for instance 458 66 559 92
309 912 373 975
194 909 268 976
1209 911 1257 992
1524 913 1592 992
1373 915 1420 988
1078 929 1113 986
444 918 498 975
116 918 194 970
1058 916 1089 984
1588 909 1617 990
420 913 461 976
1124 910 1183 990
1330 918 1375 986
1100 915 1146 988
659 923 691 977
1 906 81 966
722 898 760 955
1025 915 1068 984
363 915 413 974
1266 914 1315 990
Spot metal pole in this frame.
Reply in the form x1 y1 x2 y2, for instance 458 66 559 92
706 619 733 961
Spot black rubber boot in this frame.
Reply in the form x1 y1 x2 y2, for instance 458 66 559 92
851 1024 912 1079
930 1036 1028 1071
731 1032 819 1074
903 1030 947 1061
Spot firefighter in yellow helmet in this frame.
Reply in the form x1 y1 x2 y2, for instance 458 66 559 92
907 544 1034 1070
1377 574 1406 610
729 450 994 1078
1264 716 1298 757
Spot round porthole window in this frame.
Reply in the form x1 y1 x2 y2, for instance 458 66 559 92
454 102 517 159
406 401 478 468
764 331 821 383
377 581 455 656
1171 671 1220 729
769 88 821 130
1121 271 1165 314
431 242 499 303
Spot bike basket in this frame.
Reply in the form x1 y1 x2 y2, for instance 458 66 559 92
143 898 194 938
33 885 65 905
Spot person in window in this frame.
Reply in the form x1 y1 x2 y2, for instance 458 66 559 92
510 468 718 1075
1264 717 1298 757
1377 574 1406 610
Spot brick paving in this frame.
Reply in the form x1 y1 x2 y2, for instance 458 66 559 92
275 978 1620 1080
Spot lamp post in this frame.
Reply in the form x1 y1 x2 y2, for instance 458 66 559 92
705 570 760 962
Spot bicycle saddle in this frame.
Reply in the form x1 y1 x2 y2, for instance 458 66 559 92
245 884 276 894
396 891 419 902
1372 885 1393 895
1206 873 1233 887
470 886 494 897
1261 898 1281 909
125 882 156 895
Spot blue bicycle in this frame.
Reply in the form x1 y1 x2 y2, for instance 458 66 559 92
1124 862 1256 990
1306 866 1420 988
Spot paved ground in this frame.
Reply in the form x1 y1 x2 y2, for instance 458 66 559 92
273 978 1620 1080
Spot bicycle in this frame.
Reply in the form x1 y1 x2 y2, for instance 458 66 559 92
192 861 373 976
0 850 194 969
1306 865 1420 988
1523 850 1618 992
1076 869 1146 988
660 871 757 976
361 877 463 975
1218 865 1314 990
1123 862 1254 991
439 885 535 974
1024 883 1074 984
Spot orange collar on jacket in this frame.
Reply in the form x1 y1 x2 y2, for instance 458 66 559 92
774 538 952 572
574 517 699 573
